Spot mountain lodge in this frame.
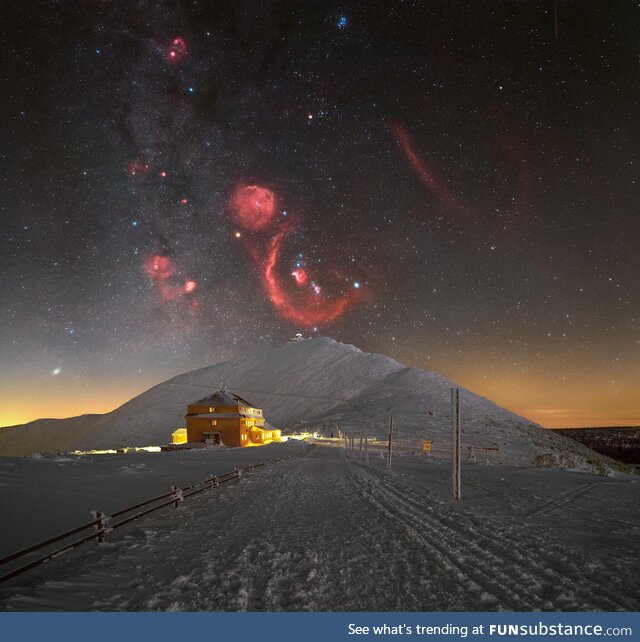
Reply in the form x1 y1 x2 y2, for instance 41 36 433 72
171 389 281 448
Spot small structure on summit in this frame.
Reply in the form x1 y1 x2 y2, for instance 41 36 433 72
171 388 281 448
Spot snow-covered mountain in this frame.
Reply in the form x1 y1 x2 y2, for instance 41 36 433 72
0 337 599 466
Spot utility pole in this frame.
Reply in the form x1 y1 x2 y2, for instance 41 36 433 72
387 415 394 471
359 426 364 459
451 388 461 500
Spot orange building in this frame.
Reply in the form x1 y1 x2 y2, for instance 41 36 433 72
172 389 281 448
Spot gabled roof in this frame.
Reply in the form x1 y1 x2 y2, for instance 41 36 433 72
192 389 255 408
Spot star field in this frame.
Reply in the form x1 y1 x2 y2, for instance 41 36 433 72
0 2 638 428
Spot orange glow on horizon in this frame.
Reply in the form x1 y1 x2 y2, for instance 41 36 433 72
436 362 640 429
0 397 125 429
1 352 637 430
0 377 159 429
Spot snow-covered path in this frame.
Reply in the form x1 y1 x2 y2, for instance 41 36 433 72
1 444 639 611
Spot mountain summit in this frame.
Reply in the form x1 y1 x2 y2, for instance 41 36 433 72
0 338 581 464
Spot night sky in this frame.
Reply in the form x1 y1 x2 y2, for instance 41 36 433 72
1 1 638 429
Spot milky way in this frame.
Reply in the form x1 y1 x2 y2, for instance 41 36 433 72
1 2 638 428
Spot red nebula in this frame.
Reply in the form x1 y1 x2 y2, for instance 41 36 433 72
167 37 187 62
180 198 189 205
262 231 363 327
127 160 150 176
156 279 197 301
143 255 198 303
291 269 308 286
229 184 277 232
390 122 457 208
143 255 175 281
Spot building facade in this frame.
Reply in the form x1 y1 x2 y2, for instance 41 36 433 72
172 389 281 448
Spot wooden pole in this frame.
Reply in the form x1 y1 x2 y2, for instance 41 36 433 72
387 415 393 471
364 423 369 465
91 511 108 543
451 388 461 500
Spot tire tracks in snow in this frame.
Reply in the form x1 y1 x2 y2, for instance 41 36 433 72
1 446 637 611
346 463 543 610
347 461 639 611
524 482 610 519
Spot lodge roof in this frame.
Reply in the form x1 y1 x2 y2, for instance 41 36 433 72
192 389 255 408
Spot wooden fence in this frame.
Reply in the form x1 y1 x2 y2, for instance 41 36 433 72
0 445 314 584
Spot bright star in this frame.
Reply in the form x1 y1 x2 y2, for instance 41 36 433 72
52 368 61 376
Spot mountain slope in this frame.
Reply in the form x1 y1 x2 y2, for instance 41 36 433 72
0 338 596 466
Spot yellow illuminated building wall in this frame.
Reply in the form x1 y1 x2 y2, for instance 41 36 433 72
174 390 281 447
171 428 188 444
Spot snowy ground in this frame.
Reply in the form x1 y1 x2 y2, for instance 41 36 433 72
0 442 307 557
0 443 638 611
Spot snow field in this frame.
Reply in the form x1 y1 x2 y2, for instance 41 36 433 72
0 443 638 611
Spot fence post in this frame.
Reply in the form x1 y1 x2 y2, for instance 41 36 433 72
171 485 184 509
90 511 110 543
234 467 242 478
364 423 369 465
451 387 461 500
209 474 219 488
387 415 394 471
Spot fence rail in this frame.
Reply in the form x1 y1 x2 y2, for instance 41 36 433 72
0 445 314 584
366 438 427 451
